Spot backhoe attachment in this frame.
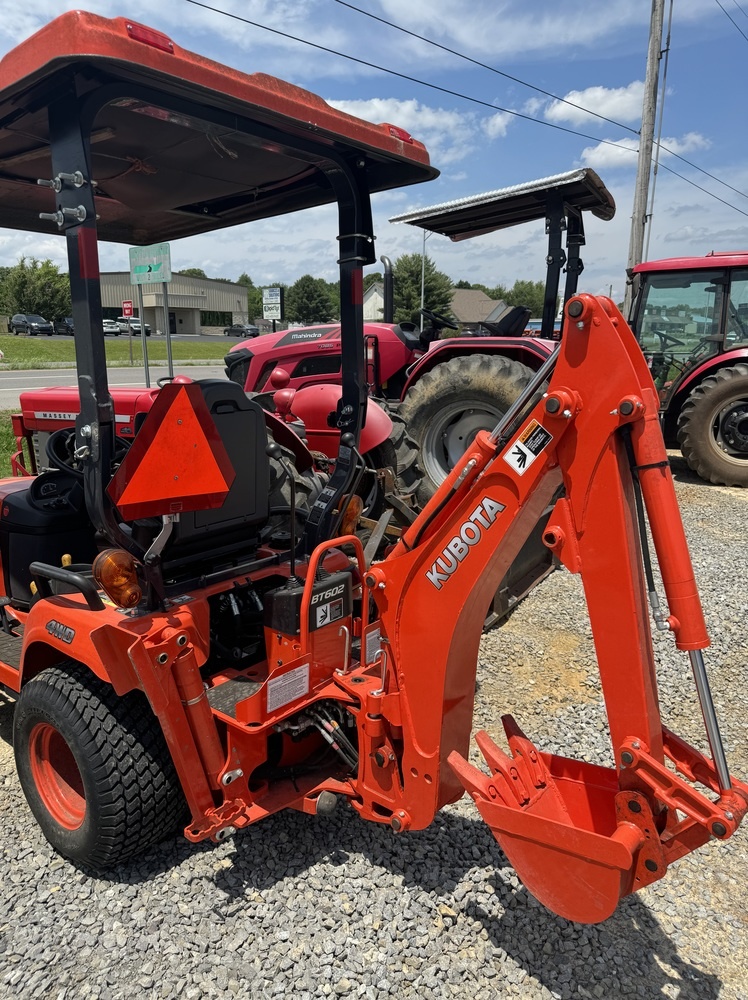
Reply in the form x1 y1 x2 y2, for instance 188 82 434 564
382 292 748 923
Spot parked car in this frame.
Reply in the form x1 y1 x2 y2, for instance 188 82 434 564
53 316 74 335
9 313 54 336
102 318 121 336
116 316 151 336
224 322 260 337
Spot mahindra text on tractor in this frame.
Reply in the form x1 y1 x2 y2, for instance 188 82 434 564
0 10 745 926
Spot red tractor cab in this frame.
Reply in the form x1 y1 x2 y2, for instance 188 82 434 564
629 252 748 485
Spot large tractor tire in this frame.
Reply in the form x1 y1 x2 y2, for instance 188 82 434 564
677 363 748 487
14 662 186 871
399 354 536 505
364 409 422 514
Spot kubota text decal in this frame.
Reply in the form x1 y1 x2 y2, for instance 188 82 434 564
425 497 505 590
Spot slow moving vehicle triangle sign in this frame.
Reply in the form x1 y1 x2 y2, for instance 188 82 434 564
107 382 235 520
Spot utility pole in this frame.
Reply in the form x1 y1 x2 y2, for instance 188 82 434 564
624 0 665 318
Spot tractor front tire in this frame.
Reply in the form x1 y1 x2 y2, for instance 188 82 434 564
14 662 186 871
399 354 536 505
677 363 748 486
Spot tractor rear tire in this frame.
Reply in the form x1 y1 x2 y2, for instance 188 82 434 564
399 354 536 505
14 662 186 871
677 364 748 486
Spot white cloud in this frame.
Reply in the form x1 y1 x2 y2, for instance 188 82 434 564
580 132 711 171
657 132 712 157
375 1 655 60
523 97 545 117
546 82 644 126
580 138 640 171
482 112 511 140
327 97 511 165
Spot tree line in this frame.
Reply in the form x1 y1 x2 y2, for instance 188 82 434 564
0 256 547 328
183 256 549 326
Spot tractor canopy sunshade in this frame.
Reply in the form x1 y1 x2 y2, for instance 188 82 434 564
389 168 615 242
0 11 437 245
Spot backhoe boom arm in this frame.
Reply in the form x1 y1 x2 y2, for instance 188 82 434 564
359 294 747 923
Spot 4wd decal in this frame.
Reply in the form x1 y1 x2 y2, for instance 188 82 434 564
425 496 506 590
46 620 75 644
503 420 553 476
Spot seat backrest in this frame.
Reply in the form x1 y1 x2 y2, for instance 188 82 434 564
493 306 532 337
163 379 270 565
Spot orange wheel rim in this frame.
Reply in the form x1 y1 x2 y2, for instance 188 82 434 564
28 722 86 830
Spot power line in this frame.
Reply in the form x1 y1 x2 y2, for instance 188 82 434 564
184 0 748 217
659 160 748 219
184 0 627 150
730 0 748 16
335 0 748 206
334 0 639 135
715 0 748 40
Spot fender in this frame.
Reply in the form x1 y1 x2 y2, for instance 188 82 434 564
290 384 393 459
672 346 748 399
18 593 212 696
263 410 315 472
400 336 554 397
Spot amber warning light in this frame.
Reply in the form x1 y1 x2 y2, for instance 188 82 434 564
93 549 143 609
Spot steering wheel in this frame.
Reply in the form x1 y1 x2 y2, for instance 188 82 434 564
652 328 685 349
420 308 458 331
45 427 83 476
45 426 131 475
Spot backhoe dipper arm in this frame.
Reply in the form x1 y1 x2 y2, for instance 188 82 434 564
360 294 747 923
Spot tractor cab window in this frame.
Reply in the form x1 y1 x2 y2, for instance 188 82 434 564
726 269 748 348
636 270 724 362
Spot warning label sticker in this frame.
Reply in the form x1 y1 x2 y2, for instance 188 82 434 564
503 420 553 476
267 662 310 713
316 597 344 628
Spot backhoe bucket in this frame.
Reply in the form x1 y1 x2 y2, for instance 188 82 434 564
448 717 665 924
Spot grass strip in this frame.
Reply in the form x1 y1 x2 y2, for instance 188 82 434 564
0 335 229 368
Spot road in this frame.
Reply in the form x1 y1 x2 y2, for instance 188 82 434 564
0 364 227 411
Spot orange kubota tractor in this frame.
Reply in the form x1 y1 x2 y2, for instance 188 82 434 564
0 11 745 926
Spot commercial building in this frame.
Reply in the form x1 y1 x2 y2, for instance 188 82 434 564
100 272 249 335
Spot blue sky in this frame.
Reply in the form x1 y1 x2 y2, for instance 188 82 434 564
1 1 747 302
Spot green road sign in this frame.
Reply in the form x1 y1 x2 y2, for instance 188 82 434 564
129 243 172 285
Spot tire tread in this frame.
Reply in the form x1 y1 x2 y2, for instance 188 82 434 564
14 661 186 869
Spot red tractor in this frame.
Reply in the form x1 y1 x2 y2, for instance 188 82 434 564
0 11 745 928
629 252 748 486
224 168 614 503
227 187 748 490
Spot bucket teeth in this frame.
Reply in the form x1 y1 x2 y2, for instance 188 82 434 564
448 720 640 923
450 716 573 824
474 729 531 806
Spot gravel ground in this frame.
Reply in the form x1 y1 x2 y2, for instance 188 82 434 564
0 455 746 1000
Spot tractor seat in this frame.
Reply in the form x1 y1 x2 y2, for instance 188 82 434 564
491 306 532 337
155 379 271 572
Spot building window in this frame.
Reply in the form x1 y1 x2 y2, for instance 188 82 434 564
201 311 233 326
